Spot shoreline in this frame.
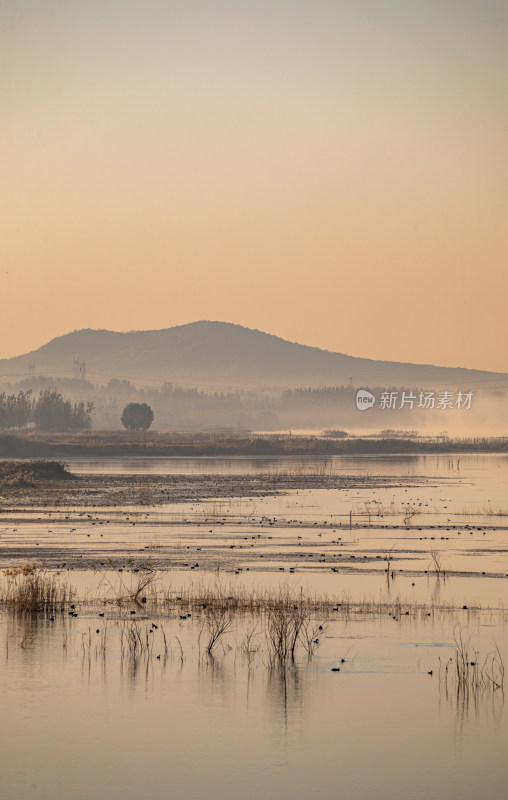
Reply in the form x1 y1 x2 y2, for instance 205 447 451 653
1 432 508 458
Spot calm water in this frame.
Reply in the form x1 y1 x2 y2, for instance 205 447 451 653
1 455 508 798
1 609 507 800
63 452 508 481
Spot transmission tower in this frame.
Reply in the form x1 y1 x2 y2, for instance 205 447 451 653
72 359 86 379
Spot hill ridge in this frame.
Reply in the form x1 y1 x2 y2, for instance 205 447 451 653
0 321 506 389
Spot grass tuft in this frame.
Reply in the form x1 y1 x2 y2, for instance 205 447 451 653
0 564 75 613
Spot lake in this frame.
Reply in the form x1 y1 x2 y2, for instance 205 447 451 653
1 454 507 799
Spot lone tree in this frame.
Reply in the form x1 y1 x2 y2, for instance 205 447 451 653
121 402 154 431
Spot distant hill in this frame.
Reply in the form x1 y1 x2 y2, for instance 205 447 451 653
0 321 506 390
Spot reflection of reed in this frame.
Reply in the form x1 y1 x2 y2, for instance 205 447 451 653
430 575 443 606
440 676 504 733
4 611 73 659
199 652 228 685
120 651 141 687
5 611 40 654
266 667 304 722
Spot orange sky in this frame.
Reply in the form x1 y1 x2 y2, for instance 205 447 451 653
2 1 507 371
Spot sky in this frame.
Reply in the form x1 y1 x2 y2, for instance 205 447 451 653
2 0 507 371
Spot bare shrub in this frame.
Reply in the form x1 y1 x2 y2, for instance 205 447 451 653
265 601 315 668
105 570 157 607
299 619 327 656
430 548 444 578
204 606 234 655
241 627 260 666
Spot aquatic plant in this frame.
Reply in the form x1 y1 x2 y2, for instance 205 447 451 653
440 628 505 696
452 629 504 691
204 606 234 654
265 605 303 667
0 459 75 489
98 570 158 608
0 564 75 613
120 622 154 658
430 548 444 578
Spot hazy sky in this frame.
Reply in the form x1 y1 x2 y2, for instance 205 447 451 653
2 0 507 370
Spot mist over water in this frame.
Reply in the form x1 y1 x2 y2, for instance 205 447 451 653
1 371 506 437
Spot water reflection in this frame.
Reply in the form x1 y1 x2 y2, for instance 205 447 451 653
266 667 305 723
64 454 508 478
1 609 507 800
440 680 505 737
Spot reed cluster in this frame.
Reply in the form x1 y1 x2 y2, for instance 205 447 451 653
120 621 169 660
440 628 505 695
0 564 75 613
154 579 481 622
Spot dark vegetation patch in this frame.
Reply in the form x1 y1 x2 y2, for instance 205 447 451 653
0 460 75 489
1 432 508 458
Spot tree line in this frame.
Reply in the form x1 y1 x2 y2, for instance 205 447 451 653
0 390 94 432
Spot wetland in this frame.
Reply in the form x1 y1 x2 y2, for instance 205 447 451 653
1 454 507 799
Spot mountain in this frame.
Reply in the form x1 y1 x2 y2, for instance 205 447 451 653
0 321 506 390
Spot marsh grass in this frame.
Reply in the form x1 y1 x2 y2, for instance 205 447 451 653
457 504 508 517
1 564 490 626
352 501 421 523
120 622 154 658
0 460 75 489
149 578 487 624
79 625 108 658
0 564 74 613
156 580 333 616
481 505 508 517
8 431 508 457
440 628 505 697
453 629 504 691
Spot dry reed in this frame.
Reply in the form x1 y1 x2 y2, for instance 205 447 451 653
0 564 74 613
439 627 505 697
